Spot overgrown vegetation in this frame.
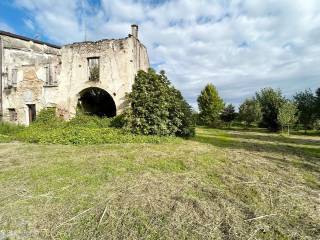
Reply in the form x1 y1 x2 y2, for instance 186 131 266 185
124 69 195 137
0 109 178 145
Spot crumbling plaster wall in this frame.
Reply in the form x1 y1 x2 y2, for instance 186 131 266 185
55 36 149 120
1 31 150 124
1 35 61 124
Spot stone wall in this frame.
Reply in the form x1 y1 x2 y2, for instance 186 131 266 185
0 27 150 125
0 34 61 125
55 36 149 120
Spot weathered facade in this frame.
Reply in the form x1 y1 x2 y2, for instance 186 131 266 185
0 25 149 125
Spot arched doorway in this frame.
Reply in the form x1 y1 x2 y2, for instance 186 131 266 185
77 87 116 117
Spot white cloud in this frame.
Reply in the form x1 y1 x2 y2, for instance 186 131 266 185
12 0 320 109
23 19 35 30
0 21 15 32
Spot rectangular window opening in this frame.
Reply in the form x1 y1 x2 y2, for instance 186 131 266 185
45 65 52 86
88 57 100 82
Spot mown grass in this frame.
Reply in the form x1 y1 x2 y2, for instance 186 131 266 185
0 127 319 239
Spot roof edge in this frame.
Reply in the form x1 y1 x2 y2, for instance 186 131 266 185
0 30 61 49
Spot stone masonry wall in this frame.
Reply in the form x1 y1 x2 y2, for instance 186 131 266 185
0 29 149 125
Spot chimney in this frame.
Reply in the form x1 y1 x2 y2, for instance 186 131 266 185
131 24 138 39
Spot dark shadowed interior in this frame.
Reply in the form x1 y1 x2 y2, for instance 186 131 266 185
77 87 116 117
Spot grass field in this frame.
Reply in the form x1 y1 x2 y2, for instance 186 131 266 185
0 128 319 239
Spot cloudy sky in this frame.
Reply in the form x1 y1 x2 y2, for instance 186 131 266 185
0 0 319 108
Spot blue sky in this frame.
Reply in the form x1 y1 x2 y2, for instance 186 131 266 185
1 0 319 109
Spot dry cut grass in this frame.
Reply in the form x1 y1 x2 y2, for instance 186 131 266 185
0 128 319 239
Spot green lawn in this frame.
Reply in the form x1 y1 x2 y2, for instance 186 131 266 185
0 128 319 239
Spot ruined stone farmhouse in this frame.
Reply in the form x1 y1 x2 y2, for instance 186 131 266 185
0 25 149 125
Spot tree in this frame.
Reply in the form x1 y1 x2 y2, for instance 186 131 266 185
124 69 195 137
256 88 285 131
220 104 237 127
293 89 316 133
239 98 262 128
170 88 196 137
197 83 224 126
315 88 320 119
278 101 298 135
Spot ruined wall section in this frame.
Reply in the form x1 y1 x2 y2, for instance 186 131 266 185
0 34 61 124
56 36 149 119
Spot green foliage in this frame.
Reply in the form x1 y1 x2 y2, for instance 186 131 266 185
278 101 298 134
171 89 195 137
33 107 63 128
239 98 262 127
124 69 195 137
256 88 285 131
314 119 320 131
10 108 178 145
220 104 237 126
197 83 224 126
316 88 320 118
0 121 24 135
68 113 111 128
293 89 316 131
16 125 176 144
109 114 126 128
0 133 13 143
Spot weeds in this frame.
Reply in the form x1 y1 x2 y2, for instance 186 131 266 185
1 109 178 144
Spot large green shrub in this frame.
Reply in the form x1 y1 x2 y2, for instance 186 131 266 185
124 69 195 137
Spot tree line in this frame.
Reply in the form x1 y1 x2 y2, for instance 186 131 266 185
197 84 320 134
119 68 319 137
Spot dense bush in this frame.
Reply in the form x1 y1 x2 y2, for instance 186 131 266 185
124 69 195 137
